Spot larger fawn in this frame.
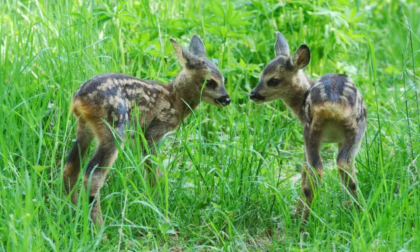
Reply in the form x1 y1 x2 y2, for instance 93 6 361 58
250 32 366 222
63 35 231 224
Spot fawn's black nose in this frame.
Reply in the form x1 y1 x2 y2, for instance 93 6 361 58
249 91 265 101
215 95 231 106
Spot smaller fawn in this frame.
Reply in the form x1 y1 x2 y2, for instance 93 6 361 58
63 35 231 224
250 32 366 222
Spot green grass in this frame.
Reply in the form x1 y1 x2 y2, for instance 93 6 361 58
1 0 419 250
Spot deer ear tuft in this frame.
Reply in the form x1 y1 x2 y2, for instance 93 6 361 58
189 35 206 57
171 38 202 69
292 44 310 69
275 31 290 57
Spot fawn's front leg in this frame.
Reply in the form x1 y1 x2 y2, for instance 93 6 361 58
301 124 324 222
143 118 176 187
143 144 160 187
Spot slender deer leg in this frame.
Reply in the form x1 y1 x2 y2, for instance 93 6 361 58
84 120 126 224
63 119 94 204
337 122 365 199
143 119 174 187
337 142 358 198
297 150 308 215
301 124 324 222
143 143 160 187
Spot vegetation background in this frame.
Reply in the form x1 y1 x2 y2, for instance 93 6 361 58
1 0 419 251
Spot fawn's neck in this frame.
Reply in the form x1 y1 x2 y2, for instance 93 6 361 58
170 71 202 118
283 71 314 123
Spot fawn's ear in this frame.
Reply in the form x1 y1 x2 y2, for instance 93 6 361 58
189 35 206 57
274 31 290 57
170 38 205 69
292 44 310 69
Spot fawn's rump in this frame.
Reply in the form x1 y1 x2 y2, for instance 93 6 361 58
304 73 365 142
72 98 107 123
309 102 360 143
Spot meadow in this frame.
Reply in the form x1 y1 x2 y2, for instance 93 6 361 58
0 0 419 251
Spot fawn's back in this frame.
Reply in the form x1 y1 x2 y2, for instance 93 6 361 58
73 73 177 129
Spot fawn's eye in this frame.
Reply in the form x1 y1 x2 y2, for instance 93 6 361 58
267 78 283 87
206 79 218 89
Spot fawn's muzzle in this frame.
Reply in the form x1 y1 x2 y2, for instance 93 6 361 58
215 95 231 106
249 91 265 101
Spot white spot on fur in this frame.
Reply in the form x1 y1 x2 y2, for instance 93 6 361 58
108 95 124 109
97 79 115 91
342 86 353 94
88 91 98 99
111 112 118 121
319 86 328 100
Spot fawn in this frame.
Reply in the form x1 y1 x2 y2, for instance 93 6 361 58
63 35 231 224
250 32 366 222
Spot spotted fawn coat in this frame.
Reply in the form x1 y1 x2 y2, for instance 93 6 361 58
250 32 366 222
63 35 231 224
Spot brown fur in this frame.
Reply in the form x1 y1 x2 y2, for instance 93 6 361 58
250 32 366 223
63 36 230 224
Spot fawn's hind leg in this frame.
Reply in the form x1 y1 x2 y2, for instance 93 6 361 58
297 150 308 215
337 141 358 198
301 124 324 222
63 118 94 204
84 120 126 224
337 122 365 198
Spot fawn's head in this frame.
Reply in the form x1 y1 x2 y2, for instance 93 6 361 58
170 35 230 107
250 32 310 103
